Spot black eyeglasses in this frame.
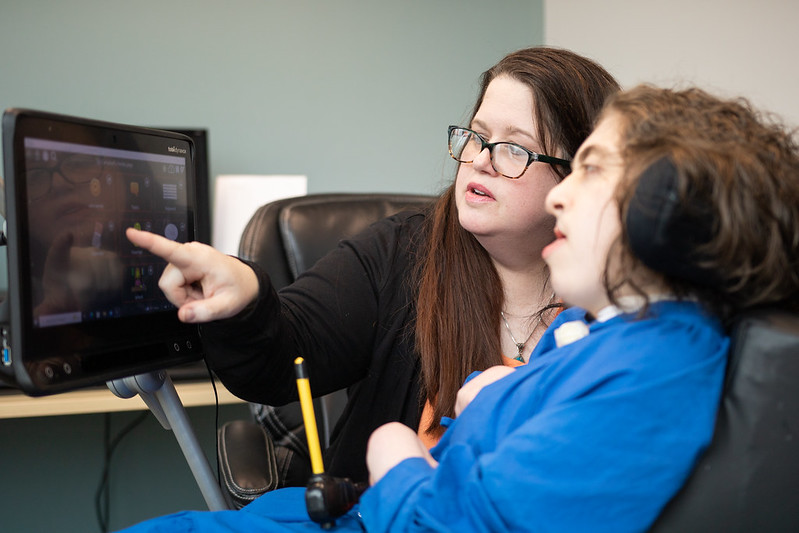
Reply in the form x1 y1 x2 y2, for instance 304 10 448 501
448 125 571 179
26 153 104 199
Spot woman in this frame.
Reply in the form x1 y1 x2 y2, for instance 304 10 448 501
126 47 620 481
417 49 618 442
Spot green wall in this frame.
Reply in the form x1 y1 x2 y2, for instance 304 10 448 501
0 1 543 531
1 402 252 531
1 0 543 198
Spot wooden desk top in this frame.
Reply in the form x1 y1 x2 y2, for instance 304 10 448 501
0 380 245 419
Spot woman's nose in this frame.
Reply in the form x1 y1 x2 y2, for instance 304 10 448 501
471 147 499 176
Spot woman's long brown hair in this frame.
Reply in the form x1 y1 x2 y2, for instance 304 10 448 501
415 47 620 435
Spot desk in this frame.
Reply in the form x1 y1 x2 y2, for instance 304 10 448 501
0 380 245 419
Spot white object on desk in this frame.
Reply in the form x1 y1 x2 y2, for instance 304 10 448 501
212 174 307 256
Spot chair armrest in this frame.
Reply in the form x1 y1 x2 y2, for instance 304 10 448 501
217 420 279 509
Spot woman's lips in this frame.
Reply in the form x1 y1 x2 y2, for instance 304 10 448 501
465 182 495 202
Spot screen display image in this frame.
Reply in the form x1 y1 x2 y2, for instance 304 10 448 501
1 109 203 395
25 137 189 328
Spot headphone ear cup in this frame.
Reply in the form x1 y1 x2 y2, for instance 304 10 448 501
626 157 720 287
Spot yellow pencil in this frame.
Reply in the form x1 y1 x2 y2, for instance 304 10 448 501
294 357 325 475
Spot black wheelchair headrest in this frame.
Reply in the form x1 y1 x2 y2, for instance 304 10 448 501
625 157 720 288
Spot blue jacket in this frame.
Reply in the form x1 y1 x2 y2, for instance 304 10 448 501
360 301 728 532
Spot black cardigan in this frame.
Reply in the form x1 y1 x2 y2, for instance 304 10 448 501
202 211 427 482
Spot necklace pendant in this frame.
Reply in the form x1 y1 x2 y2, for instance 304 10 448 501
515 343 525 362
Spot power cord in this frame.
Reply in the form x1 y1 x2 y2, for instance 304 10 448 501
204 358 222 486
94 410 149 532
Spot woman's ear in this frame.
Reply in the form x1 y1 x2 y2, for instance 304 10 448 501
625 157 720 288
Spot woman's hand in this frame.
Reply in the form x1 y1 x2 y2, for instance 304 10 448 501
366 422 438 486
126 227 259 323
455 365 516 417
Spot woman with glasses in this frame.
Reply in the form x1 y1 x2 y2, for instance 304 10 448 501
416 52 617 448
126 47 620 483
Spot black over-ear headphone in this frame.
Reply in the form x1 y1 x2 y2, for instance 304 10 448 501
625 157 721 288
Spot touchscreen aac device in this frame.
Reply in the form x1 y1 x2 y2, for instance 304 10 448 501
0 108 203 395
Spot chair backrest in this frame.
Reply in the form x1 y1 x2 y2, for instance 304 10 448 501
238 192 434 290
235 192 434 487
650 309 799 532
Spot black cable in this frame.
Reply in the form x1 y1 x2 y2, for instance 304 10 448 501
95 410 149 532
204 358 221 483
95 412 111 532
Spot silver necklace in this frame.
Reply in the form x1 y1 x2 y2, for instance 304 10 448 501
500 311 542 363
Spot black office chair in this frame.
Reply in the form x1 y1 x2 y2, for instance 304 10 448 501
649 309 799 532
216 192 434 508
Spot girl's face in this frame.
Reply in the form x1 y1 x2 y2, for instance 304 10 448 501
455 75 560 261
542 112 625 315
